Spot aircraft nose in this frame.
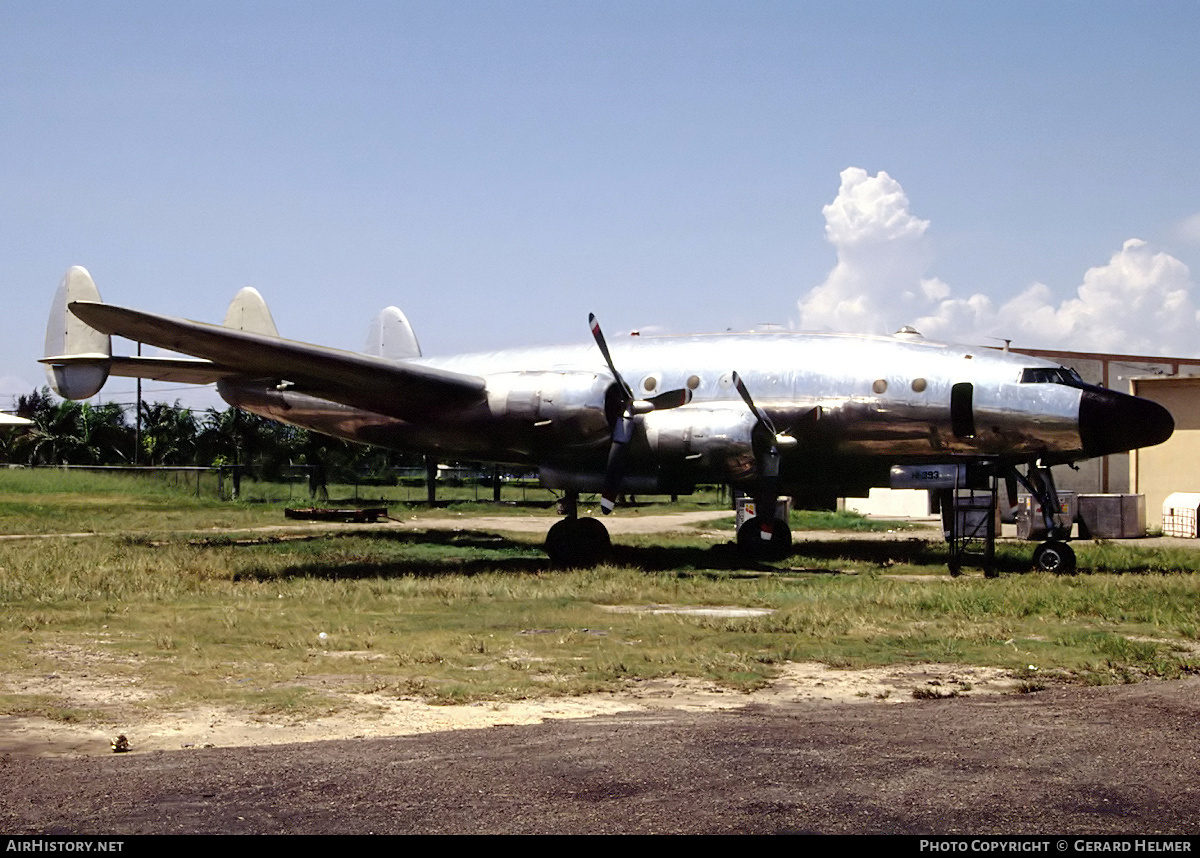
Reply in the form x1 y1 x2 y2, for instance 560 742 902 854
1079 388 1174 457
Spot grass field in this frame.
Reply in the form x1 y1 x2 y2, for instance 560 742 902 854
1 468 1198 726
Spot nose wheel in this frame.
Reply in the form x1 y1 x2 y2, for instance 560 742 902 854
1032 539 1076 575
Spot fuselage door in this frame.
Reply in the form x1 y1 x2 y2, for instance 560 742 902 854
951 382 976 439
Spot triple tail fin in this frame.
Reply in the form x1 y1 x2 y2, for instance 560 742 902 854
45 271 281 400
43 266 111 399
364 306 421 360
223 287 279 336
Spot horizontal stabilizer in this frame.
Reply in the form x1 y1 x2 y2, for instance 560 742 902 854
67 301 488 420
108 355 238 385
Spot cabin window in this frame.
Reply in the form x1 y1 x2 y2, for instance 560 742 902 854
872 379 888 394
911 378 927 393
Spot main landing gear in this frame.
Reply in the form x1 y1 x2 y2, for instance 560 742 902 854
544 493 612 568
735 515 792 561
730 373 801 564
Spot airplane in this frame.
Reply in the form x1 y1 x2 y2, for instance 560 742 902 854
42 265 1174 574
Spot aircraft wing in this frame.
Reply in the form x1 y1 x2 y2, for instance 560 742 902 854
66 301 488 420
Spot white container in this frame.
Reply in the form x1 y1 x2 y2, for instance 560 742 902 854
1162 492 1200 538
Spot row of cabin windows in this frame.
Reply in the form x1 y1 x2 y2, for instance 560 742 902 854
636 366 1080 399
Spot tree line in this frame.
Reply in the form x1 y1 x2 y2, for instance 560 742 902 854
1 387 419 491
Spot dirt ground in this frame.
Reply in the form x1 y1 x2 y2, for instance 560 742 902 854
0 660 1017 757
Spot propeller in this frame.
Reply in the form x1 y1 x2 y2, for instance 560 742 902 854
732 372 791 480
732 371 800 542
589 313 692 514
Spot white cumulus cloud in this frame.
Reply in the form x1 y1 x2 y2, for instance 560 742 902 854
798 168 1200 357
797 168 934 334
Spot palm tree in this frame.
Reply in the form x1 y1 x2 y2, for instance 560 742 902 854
80 402 134 464
138 400 197 466
198 407 250 497
10 390 134 466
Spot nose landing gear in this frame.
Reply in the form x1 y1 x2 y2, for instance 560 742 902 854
1032 539 1076 575
1014 462 1079 575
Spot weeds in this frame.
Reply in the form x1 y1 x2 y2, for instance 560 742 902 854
3 469 1200 725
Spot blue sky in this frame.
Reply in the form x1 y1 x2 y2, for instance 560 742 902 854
4 2 1200 411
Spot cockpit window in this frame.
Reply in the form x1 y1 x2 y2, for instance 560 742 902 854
1020 367 1085 385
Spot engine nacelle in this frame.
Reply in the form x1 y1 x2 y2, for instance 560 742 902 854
486 371 611 439
642 408 758 480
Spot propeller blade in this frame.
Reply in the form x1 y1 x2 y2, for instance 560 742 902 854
762 445 781 479
642 388 693 411
733 371 785 541
588 313 631 399
732 371 777 436
589 313 635 514
600 412 634 514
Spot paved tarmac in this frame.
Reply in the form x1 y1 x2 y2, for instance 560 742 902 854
4 677 1198 835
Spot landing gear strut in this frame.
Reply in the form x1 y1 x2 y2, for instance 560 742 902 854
1013 461 1078 575
544 493 612 568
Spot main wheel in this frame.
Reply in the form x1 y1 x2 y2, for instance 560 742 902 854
544 517 612 568
1032 540 1077 575
736 517 792 562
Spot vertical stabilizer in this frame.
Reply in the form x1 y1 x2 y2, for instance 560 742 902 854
44 266 112 399
364 306 421 360
223 287 279 336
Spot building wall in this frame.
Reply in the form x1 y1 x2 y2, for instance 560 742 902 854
1129 376 1200 529
843 488 934 518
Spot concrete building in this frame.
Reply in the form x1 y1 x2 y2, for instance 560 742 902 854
1128 375 1200 529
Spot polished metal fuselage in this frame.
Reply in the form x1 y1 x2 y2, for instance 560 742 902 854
219 330 1085 497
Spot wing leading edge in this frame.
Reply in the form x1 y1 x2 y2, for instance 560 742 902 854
65 301 487 422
